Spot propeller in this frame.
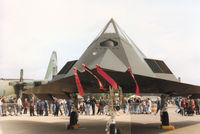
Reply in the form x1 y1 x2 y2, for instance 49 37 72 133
9 69 25 98
20 69 23 83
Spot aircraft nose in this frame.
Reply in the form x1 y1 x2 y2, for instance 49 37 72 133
0 85 4 96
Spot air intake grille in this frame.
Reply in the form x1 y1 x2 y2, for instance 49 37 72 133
58 60 77 74
145 59 172 74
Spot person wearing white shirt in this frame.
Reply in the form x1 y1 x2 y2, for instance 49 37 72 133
17 96 23 115
147 98 152 114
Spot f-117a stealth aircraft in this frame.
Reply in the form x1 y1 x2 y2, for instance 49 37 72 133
24 19 200 132
25 19 200 98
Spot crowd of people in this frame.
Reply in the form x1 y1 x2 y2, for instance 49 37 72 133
0 96 71 117
1 95 200 117
128 97 153 114
174 97 200 116
0 96 24 116
0 95 154 117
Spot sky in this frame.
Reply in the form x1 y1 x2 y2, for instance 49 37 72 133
0 0 200 85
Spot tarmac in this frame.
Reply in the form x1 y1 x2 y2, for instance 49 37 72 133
0 105 200 134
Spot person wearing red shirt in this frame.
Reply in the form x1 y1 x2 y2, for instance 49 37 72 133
23 98 28 114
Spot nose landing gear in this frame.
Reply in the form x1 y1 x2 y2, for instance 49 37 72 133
105 86 122 134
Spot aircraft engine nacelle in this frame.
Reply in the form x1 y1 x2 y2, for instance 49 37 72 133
34 81 42 87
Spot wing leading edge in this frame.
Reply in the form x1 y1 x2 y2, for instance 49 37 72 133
24 68 200 98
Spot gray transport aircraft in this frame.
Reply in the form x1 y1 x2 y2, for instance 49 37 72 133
0 51 57 98
25 19 200 134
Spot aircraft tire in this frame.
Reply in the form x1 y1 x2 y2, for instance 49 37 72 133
161 111 169 126
70 111 78 126
116 129 121 134
115 106 120 111
110 124 116 134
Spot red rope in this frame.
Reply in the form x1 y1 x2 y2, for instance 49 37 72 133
96 64 118 89
73 67 84 96
82 64 104 90
128 67 140 95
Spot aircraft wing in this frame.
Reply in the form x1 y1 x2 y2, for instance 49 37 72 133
24 68 200 99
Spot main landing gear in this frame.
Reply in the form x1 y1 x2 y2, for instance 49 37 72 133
160 94 175 130
67 93 79 130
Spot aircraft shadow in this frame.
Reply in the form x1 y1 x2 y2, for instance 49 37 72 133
1 119 200 134
130 121 200 134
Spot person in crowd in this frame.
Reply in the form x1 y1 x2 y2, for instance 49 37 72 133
0 96 3 116
104 97 110 115
54 99 60 116
155 97 161 115
141 100 147 114
8 97 15 116
180 98 186 116
128 97 134 114
187 99 191 115
90 96 97 115
133 97 138 114
63 99 68 116
122 97 128 113
190 99 195 115
52 99 57 115
40 100 45 116
185 98 190 115
186 98 194 116
79 98 86 115
175 98 180 113
99 96 106 115
146 98 152 114
17 96 23 115
49 103 53 115
30 96 35 116
195 98 200 115
13 98 17 115
23 98 28 114
58 99 63 116
2 96 8 116
96 102 101 115
85 96 91 115
36 99 41 116
135 97 141 114
66 99 72 116
44 100 49 116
